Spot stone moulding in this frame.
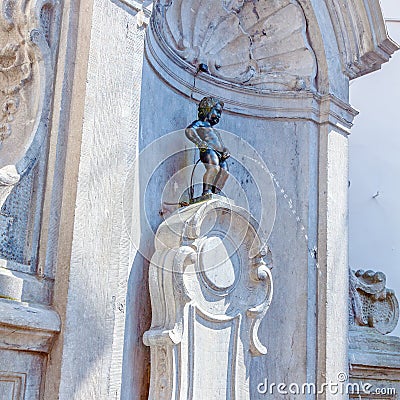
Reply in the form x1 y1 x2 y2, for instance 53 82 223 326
349 328 400 398
143 197 273 400
0 371 26 400
119 0 153 26
0 298 60 353
324 0 399 79
349 269 399 335
0 0 59 209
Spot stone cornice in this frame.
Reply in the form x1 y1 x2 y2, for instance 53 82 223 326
0 299 60 353
324 0 399 79
349 328 400 371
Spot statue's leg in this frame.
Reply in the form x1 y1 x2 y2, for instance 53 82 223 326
201 150 220 195
213 160 229 194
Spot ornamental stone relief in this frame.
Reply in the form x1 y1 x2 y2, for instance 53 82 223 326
349 269 399 335
0 0 58 208
153 0 317 91
0 42 32 148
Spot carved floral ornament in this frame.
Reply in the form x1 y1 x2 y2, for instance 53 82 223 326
0 0 57 207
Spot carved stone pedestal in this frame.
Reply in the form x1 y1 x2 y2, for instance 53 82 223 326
143 196 273 400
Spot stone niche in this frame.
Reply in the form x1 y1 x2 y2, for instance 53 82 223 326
0 0 58 204
143 196 273 399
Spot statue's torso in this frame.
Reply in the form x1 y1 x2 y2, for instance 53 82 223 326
194 126 224 152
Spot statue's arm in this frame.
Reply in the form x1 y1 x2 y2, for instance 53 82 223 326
185 123 207 149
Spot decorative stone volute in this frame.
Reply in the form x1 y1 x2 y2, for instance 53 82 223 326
0 0 58 208
349 269 399 335
144 197 273 399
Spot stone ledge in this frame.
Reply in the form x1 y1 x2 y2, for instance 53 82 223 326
349 327 400 371
0 299 60 353
0 266 53 305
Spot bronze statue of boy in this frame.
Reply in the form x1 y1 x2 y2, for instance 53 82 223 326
185 97 230 197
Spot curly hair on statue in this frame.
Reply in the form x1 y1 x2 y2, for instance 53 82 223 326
197 97 224 120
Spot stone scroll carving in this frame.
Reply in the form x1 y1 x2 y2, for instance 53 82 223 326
349 269 399 335
143 197 273 400
152 0 317 91
0 0 58 208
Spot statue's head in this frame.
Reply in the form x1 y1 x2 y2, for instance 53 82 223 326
198 97 224 125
